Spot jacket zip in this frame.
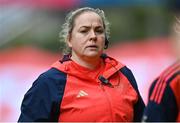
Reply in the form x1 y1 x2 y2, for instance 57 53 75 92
99 83 114 121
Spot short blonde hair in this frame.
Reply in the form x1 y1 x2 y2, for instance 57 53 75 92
59 7 110 54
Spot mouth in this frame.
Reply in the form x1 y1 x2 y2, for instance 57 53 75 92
86 45 98 49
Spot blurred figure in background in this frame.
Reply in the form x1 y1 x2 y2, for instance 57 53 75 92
18 7 145 122
142 15 180 122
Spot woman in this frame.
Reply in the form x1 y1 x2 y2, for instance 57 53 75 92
18 7 145 122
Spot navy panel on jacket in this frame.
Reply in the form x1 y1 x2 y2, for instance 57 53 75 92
18 68 67 122
120 66 145 122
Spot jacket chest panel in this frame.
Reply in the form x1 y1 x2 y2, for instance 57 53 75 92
59 75 137 121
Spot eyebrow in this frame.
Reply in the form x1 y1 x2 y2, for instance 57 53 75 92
79 26 90 29
79 25 104 29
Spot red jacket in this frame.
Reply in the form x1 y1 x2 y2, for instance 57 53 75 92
18 54 145 122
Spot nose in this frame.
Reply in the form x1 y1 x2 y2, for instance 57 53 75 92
89 30 97 41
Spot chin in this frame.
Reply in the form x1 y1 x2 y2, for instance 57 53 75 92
85 52 101 58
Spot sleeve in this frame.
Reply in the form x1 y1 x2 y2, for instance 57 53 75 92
142 78 178 122
120 66 145 122
18 68 67 122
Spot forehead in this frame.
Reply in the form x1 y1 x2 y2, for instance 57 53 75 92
74 11 104 27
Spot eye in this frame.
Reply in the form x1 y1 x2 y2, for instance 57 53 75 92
80 30 88 33
96 29 104 34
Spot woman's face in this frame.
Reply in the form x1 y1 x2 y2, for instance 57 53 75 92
67 11 105 60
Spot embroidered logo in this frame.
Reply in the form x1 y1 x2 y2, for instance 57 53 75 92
77 90 88 98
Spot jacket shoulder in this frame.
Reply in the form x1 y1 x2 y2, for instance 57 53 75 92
119 66 138 93
119 66 145 122
35 68 67 85
18 68 67 122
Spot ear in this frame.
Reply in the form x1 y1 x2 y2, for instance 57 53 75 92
66 35 72 47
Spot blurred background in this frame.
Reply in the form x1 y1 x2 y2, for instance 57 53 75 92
0 0 179 121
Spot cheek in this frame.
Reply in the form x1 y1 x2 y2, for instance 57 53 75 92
69 33 83 47
72 39 85 51
99 37 105 46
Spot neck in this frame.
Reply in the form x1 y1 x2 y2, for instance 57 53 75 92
71 53 102 70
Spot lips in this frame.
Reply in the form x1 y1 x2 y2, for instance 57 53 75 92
86 45 98 48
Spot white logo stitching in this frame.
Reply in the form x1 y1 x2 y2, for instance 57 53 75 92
77 90 88 98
